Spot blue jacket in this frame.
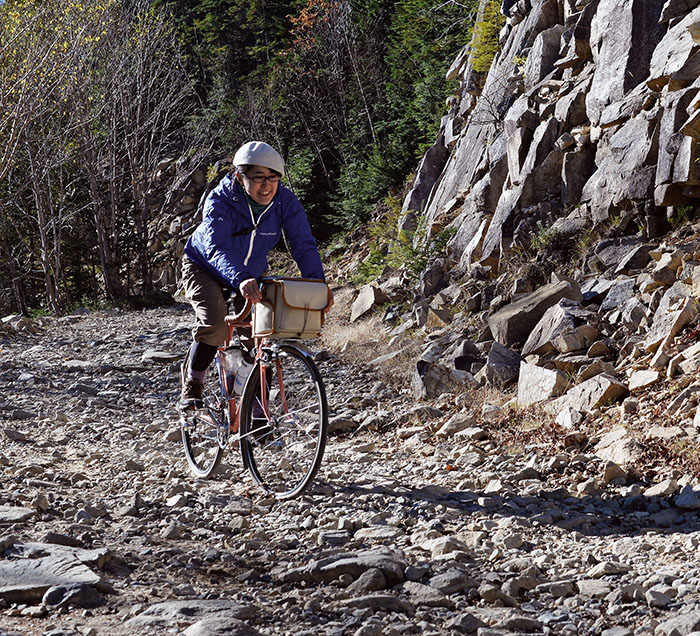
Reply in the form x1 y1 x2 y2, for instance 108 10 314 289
184 176 325 288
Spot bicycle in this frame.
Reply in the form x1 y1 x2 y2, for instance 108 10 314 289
179 278 329 500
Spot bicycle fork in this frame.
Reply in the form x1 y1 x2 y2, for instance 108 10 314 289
257 350 291 422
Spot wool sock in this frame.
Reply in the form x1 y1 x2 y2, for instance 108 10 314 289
188 368 207 384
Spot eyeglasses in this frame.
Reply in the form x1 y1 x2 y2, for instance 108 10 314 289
246 174 281 184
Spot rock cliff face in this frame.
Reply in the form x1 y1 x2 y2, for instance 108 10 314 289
406 0 700 276
343 0 700 475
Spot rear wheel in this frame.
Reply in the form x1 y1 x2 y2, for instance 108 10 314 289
180 351 226 478
239 344 328 499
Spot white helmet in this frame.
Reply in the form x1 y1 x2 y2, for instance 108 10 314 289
233 141 285 177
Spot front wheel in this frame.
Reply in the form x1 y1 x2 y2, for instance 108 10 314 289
239 344 328 499
180 350 226 478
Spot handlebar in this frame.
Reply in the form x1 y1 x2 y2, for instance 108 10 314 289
224 299 253 324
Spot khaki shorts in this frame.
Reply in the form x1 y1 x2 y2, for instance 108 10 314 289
181 257 236 346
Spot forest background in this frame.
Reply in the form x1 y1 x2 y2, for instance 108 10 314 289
0 0 483 315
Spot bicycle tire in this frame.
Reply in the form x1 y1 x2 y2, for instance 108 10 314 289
180 349 226 478
239 343 328 499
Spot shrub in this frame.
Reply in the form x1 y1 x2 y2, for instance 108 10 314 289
470 0 505 72
354 195 456 285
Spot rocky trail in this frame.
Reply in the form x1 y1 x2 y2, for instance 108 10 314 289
1 304 700 636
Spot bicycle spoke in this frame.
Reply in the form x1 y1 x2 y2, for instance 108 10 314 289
239 344 327 499
180 351 226 478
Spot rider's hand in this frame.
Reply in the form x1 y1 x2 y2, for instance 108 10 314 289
325 289 335 314
239 278 261 303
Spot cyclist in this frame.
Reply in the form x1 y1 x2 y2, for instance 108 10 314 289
179 141 333 409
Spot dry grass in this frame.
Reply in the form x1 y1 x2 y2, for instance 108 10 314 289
320 286 421 390
482 402 567 456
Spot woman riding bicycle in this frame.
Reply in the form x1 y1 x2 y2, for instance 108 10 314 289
179 141 333 409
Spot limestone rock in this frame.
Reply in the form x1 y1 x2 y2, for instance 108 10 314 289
403 580 454 608
648 6 700 91
350 285 389 322
517 362 569 407
587 0 666 123
341 593 415 615
628 369 660 392
644 294 697 353
524 25 566 91
0 554 103 603
126 600 257 630
0 506 34 524
436 412 478 438
183 618 260 636
477 342 524 388
656 88 700 206
42 582 104 609
547 373 629 415
674 484 700 509
446 612 488 633
412 359 465 399
593 427 643 467
487 281 582 347
284 550 406 586
400 135 451 233
582 115 660 224
593 239 650 273
644 478 680 497
556 406 583 429
562 145 597 205
576 578 612 597
656 611 700 636
522 299 599 356
141 349 180 363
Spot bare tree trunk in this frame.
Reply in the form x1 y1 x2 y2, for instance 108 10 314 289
81 123 126 302
24 136 66 314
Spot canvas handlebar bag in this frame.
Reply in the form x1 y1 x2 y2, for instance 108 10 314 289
253 278 330 339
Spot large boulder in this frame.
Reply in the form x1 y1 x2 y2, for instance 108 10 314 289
581 113 661 224
643 289 697 353
411 359 467 399
400 132 451 233
591 238 651 273
0 553 104 603
593 427 644 467
487 280 582 347
524 25 566 91
517 362 569 406
282 550 407 586
476 342 524 388
655 87 700 206
546 373 629 415
598 277 637 312
522 299 600 356
350 286 389 322
587 0 666 123
648 6 700 92
126 600 257 630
